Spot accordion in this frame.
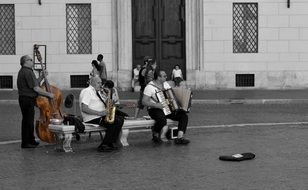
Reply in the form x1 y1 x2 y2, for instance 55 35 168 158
155 87 192 115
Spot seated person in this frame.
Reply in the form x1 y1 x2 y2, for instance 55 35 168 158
79 76 124 152
171 64 184 87
142 70 190 145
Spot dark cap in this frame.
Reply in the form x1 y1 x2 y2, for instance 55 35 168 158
104 80 114 89
143 56 153 62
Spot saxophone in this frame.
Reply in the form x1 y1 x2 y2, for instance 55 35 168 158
104 88 116 124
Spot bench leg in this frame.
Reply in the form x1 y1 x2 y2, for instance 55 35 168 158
54 133 74 152
119 129 129 147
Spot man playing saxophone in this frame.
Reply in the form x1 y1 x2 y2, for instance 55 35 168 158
79 76 124 152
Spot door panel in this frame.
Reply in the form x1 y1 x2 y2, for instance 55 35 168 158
160 0 184 38
132 0 157 64
133 0 156 38
159 0 185 78
134 42 156 62
132 0 186 79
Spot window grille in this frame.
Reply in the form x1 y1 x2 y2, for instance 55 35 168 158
70 75 89 88
0 4 15 55
66 4 92 54
0 76 13 89
233 3 258 53
236 74 254 87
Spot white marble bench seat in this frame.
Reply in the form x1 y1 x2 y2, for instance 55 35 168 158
49 118 178 152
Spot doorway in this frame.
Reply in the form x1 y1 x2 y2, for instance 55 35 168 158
132 0 186 79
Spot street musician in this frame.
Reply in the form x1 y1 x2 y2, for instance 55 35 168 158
142 70 190 145
79 77 124 152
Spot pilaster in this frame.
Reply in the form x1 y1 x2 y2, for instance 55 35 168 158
185 0 204 88
112 0 133 90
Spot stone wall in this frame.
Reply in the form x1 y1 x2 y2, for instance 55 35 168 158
0 0 113 89
196 0 308 89
1 0 308 90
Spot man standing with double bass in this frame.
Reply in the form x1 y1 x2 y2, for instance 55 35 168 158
17 55 54 148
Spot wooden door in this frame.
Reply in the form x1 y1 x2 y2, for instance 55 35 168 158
132 0 186 80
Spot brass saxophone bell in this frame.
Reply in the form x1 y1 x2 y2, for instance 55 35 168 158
104 88 116 124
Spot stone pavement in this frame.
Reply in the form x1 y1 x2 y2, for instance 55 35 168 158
1 125 308 190
1 89 308 189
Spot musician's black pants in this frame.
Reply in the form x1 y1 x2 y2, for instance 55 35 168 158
148 108 188 134
18 96 36 145
86 115 124 145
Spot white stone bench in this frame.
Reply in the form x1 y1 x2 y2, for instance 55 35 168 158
49 118 178 152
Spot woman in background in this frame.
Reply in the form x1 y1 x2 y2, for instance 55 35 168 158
90 60 101 79
171 64 183 87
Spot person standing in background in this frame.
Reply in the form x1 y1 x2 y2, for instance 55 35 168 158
132 64 141 91
97 54 107 83
144 59 157 84
134 56 153 118
90 60 101 79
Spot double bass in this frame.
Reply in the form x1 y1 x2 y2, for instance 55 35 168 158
34 44 63 143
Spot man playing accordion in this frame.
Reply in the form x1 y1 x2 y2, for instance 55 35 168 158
142 70 190 145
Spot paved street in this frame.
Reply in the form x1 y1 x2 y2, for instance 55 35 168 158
1 125 308 190
1 90 308 189
2 102 308 142
2 0 308 189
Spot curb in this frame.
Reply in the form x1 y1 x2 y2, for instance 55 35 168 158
2 99 308 104
191 99 308 104
1 121 308 145
120 99 308 104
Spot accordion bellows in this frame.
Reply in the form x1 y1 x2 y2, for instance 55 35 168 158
156 87 192 115
172 87 192 112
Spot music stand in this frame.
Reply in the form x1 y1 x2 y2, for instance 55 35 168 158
33 44 47 71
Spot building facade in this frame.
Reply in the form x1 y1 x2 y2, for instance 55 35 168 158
0 0 308 90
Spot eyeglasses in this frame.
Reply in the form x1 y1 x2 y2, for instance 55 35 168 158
161 75 167 78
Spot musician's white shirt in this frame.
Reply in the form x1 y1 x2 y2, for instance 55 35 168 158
79 86 105 122
80 86 121 122
143 81 171 104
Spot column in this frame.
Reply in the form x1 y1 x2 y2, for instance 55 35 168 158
185 0 204 88
112 0 133 90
